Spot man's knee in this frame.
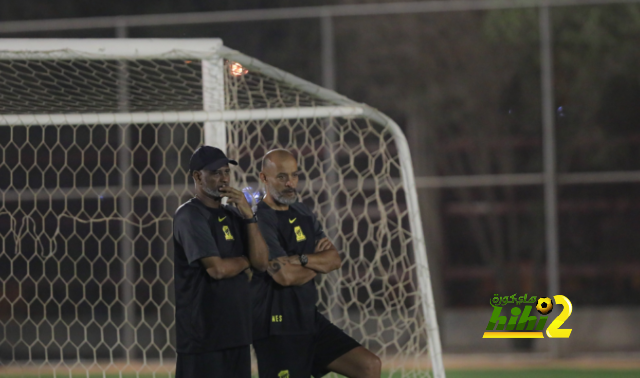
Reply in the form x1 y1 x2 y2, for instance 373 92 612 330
360 353 381 377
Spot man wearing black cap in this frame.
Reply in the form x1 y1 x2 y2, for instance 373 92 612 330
173 145 269 378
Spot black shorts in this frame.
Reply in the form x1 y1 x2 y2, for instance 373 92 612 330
253 314 361 378
175 345 251 378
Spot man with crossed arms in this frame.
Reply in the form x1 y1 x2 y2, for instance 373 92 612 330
173 146 269 377
252 149 381 378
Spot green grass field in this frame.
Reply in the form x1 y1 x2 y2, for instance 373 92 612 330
433 371 640 378
3 371 640 378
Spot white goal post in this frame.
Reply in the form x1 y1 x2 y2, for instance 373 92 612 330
0 39 444 378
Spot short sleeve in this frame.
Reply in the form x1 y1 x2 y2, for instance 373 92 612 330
291 202 326 241
256 210 288 260
312 213 326 240
174 207 220 264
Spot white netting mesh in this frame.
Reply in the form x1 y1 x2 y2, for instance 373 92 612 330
0 60 203 113
0 51 435 378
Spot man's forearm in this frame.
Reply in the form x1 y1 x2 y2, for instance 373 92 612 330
203 256 250 280
304 249 341 274
268 258 317 286
246 223 269 271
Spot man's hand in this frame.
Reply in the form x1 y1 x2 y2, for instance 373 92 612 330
315 237 332 253
244 267 253 282
287 255 302 265
219 186 253 219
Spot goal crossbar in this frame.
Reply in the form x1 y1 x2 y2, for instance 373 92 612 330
0 107 364 126
0 38 223 60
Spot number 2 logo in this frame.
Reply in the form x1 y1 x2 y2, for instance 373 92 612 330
546 295 573 338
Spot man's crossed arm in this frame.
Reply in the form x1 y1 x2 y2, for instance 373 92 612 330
201 255 250 280
267 237 341 287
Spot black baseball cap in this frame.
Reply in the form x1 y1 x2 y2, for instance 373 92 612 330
189 146 238 172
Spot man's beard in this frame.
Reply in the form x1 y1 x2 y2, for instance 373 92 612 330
270 184 297 205
202 186 222 199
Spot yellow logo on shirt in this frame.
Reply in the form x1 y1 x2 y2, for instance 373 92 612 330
278 371 289 378
222 225 234 240
294 226 306 242
289 218 296 224
272 315 283 322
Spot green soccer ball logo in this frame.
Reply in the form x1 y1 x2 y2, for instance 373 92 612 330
536 297 553 315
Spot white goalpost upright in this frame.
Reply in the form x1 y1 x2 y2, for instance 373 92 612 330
0 39 444 378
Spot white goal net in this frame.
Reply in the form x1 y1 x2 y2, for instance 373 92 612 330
0 39 444 378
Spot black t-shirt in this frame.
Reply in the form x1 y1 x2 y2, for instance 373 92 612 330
252 200 326 340
173 197 251 353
